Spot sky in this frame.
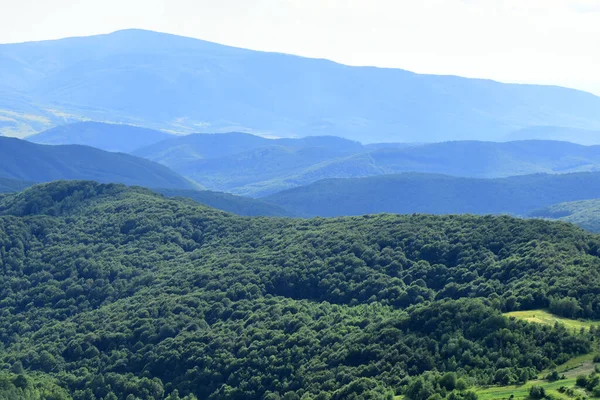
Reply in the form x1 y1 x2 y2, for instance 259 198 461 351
1 0 599 95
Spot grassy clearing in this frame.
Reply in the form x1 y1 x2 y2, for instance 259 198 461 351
399 311 600 399
505 309 599 332
476 359 595 399
477 310 600 399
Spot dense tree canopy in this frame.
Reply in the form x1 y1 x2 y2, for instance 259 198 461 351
0 181 599 399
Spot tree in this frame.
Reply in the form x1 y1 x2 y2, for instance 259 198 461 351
529 385 545 399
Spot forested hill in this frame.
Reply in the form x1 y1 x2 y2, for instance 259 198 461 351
0 136 196 189
265 172 600 217
531 199 600 233
1 181 600 399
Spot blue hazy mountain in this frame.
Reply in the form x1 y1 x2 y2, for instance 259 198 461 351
2 29 600 142
132 133 600 196
0 177 34 193
0 136 196 189
27 121 173 153
265 172 600 217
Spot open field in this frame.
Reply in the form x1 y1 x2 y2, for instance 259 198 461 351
505 309 599 332
476 357 595 399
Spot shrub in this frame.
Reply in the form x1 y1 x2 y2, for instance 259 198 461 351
529 385 545 399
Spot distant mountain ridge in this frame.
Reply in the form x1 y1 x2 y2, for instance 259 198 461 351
2 29 600 142
265 172 600 217
0 136 196 189
131 132 600 196
27 121 173 152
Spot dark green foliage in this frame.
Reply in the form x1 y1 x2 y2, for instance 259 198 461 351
0 137 196 189
265 172 600 217
528 385 545 399
0 181 598 399
546 371 560 382
576 375 588 387
0 371 71 399
27 122 173 153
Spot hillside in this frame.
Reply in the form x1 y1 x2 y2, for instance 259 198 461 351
0 136 196 189
2 29 600 142
0 177 33 193
27 121 173 153
531 199 600 233
133 135 600 196
155 188 295 217
0 181 599 399
265 172 600 217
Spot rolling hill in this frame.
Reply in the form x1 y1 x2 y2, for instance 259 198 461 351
27 121 173 153
2 29 600 142
0 136 196 189
154 188 295 217
0 180 597 399
134 135 600 196
264 172 600 217
530 199 600 233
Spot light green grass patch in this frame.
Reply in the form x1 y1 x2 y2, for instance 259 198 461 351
476 359 594 400
505 309 599 332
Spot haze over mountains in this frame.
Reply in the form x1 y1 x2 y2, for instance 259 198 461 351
23 122 600 197
28 121 173 152
0 136 196 189
265 172 600 217
3 29 600 143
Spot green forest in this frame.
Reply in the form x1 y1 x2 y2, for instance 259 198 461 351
2 181 600 399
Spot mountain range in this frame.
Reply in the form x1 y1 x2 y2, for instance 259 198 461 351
131 131 600 196
264 172 600 217
3 29 600 143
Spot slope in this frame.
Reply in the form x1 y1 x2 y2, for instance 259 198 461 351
27 121 173 153
154 188 296 217
265 172 600 217
2 29 600 142
530 199 600 233
0 181 599 399
0 177 34 193
0 136 196 189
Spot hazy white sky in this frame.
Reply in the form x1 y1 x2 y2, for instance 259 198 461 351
1 0 599 95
